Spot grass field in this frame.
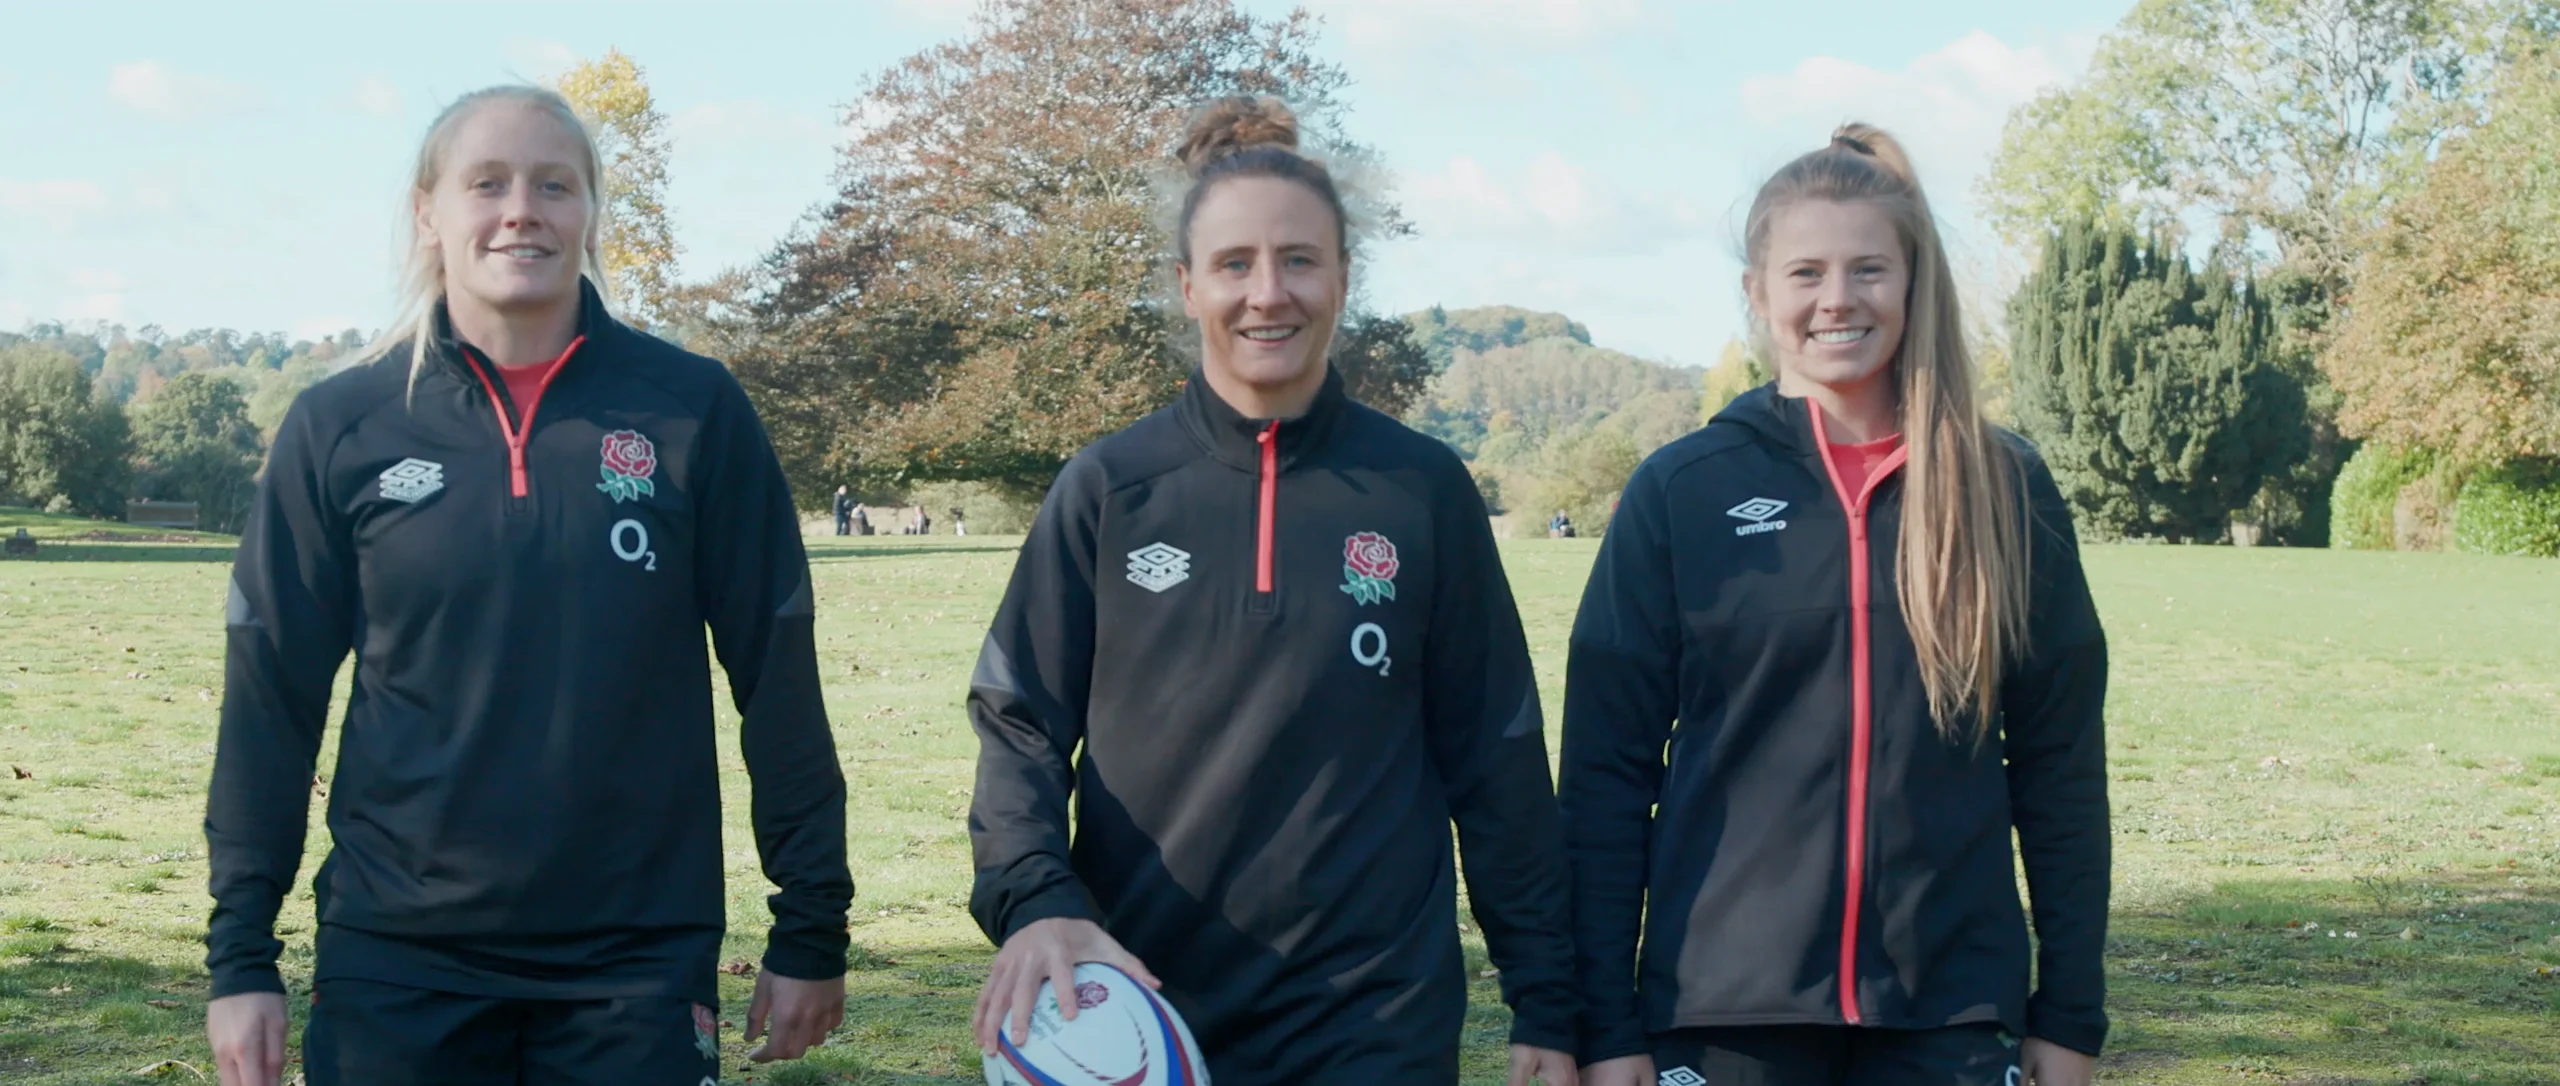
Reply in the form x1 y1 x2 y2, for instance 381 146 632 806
0 512 2555 1084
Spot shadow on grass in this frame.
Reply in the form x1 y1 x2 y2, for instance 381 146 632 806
0 944 232 1086
2103 870 2560 1084
4 543 239 564
807 546 1010 564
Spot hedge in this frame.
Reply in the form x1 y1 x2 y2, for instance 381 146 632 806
2330 444 2434 551
2454 459 2560 558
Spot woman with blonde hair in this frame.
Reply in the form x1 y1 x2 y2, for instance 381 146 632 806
1561 125 2110 1086
203 85 852 1086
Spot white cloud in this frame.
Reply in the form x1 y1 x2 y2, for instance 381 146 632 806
1405 151 1706 254
130 178 179 214
355 76 402 118
1317 0 1646 49
108 61 249 122
1737 30 2075 214
60 291 125 323
69 270 126 292
503 40 579 80
0 179 111 227
673 101 842 152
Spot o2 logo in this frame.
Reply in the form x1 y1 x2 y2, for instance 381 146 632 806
1350 622 1391 676
611 518 658 571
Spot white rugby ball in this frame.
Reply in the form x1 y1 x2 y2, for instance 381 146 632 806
984 962 1208 1086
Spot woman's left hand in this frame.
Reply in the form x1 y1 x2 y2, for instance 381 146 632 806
745 970 846 1062
1508 1044 1580 1086
2020 1037 2096 1086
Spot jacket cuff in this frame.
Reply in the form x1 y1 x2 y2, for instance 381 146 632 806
208 963 286 1000
1576 1019 1649 1066
995 885 1099 945
762 933 849 981
1505 1007 1576 1055
2027 998 2108 1056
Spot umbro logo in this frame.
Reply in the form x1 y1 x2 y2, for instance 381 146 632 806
379 458 445 504
1727 496 1789 536
1659 1069 1708 1086
1126 543 1191 593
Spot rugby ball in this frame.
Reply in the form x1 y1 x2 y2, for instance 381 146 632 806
984 962 1208 1086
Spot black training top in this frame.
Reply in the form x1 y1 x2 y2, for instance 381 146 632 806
1561 384 2112 1061
205 283 851 1005
967 370 1578 1083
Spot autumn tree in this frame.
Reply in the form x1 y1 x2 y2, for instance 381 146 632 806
129 372 263 533
2324 41 2560 466
555 49 681 329
0 344 130 516
728 0 1410 495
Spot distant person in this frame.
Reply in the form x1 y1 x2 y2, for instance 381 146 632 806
1562 125 2109 1086
966 96 1578 1086
1548 509 1575 539
914 506 932 536
203 85 851 1086
851 502 872 537
951 507 967 537
833 485 853 536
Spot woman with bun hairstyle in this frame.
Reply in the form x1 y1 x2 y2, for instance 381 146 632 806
965 97 1582 1086
202 86 852 1086
1561 125 2111 1086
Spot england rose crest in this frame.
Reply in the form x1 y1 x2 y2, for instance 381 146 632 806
1340 532 1398 605
596 430 657 504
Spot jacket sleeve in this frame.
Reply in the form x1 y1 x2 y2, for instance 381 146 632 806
205 398 353 999
2000 448 2112 1056
696 376 852 982
1556 462 1682 1064
1420 465 1580 1054
965 455 1105 945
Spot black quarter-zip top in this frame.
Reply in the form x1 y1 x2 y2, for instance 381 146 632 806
967 371 1578 1085
205 282 852 1005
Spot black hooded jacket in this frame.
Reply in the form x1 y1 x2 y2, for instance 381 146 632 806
1561 385 2111 1061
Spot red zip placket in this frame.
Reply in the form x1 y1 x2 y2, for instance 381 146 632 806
1808 402 1909 1026
1255 421 1280 593
461 336 588 498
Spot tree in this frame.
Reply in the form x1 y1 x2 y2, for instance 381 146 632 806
555 49 681 329
1328 314 1434 419
2009 220 2309 542
1525 425 1641 537
731 0 1403 494
0 344 130 516
1403 305 1592 371
1700 337 1769 422
1981 0 2548 294
129 372 264 533
2324 42 2560 466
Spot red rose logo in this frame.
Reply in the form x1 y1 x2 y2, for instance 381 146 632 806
1344 532 1398 581
1074 981 1109 1010
601 430 656 480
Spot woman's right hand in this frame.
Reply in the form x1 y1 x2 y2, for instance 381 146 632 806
1581 1054 1657 1086
971 917 1160 1055
207 991 288 1086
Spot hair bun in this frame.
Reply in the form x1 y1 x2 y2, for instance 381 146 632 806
1178 96 1302 175
1829 122 1917 188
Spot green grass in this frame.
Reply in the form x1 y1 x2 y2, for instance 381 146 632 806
1 527 2556 1084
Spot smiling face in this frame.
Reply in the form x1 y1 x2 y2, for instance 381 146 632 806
1746 198 1908 401
1178 175 1347 415
415 98 595 324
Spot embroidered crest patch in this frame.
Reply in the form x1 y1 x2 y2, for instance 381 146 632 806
597 430 658 504
1340 532 1398 605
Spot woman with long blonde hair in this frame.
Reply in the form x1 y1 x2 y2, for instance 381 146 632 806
1560 125 2111 1086
203 86 851 1086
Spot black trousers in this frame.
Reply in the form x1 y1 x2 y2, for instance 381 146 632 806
1650 1024 2020 1086
302 978 721 1086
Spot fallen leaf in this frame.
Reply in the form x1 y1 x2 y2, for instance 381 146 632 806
1477 968 1498 979
2399 928 2418 941
131 1059 205 1079
146 999 183 1009
720 959 757 977
11 765 30 779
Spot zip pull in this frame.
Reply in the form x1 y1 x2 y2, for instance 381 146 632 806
1256 422 1279 594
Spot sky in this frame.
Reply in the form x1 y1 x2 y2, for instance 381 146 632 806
0 0 2137 367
